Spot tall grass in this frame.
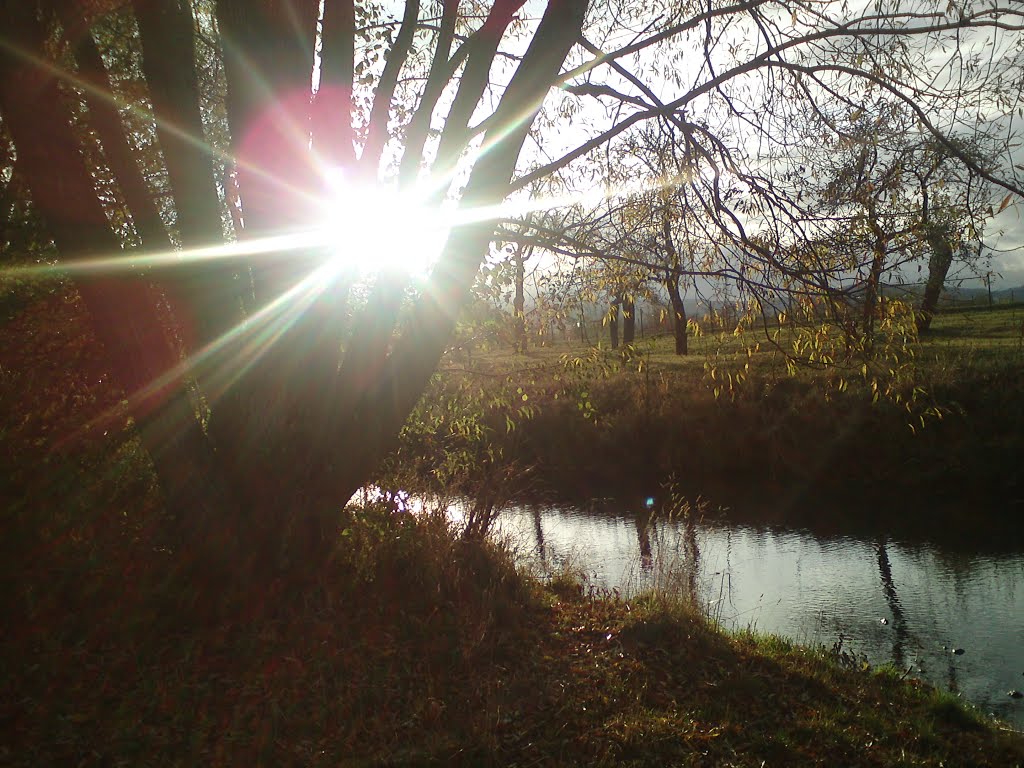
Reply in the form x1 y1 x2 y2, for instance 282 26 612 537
4 288 1023 764
404 305 1024 521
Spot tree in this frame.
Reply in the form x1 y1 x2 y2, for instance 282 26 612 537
2 0 588 572
511 239 531 352
2 0 1023 579
913 142 995 332
530 199 653 350
504 123 730 356
491 208 556 353
610 123 727 356
795 101 996 339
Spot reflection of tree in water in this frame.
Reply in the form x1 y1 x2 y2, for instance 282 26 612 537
634 509 701 599
635 512 653 573
684 512 700 600
876 537 910 669
533 508 547 567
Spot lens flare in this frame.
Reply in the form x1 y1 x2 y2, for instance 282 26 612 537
318 172 450 276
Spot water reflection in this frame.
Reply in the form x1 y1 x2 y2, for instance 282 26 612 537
876 537 909 669
532 507 547 567
635 512 653 572
494 502 1024 731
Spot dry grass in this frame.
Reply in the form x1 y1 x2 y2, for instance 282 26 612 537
3 288 1023 766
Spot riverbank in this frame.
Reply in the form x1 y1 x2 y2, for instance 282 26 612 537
3 505 1022 767
3 289 1023 763
393 304 1024 535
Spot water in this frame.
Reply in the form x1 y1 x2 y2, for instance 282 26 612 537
488 501 1024 730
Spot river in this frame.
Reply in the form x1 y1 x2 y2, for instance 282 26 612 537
479 498 1024 731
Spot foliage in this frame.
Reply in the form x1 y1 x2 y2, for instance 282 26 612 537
3 278 1023 766
406 302 1024 511
386 364 544 537
5 495 1022 766
3 0 1024 584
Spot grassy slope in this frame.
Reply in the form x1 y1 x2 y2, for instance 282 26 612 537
3 507 1023 767
464 301 1024 374
409 304 1024 518
2 288 1023 765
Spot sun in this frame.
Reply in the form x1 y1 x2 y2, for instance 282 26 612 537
317 173 449 276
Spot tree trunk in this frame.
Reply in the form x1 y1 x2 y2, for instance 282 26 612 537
917 228 954 333
309 0 532 536
862 209 887 341
661 209 687 354
622 295 635 345
3 0 589 577
132 0 242 349
862 247 885 340
666 274 688 355
56 4 172 255
398 0 457 185
129 0 331 569
215 0 319 270
609 297 620 349
312 0 356 169
0 4 243 572
211 0 344 564
306 0 590 513
513 243 527 352
427 0 526 204
205 0 587 555
359 0 420 177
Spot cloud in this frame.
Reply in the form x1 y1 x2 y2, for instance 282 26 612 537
988 204 1024 287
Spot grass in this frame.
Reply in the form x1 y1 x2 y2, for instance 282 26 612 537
3 502 1022 767
918 303 1024 364
400 303 1024 527
3 286 1024 765
457 302 1024 374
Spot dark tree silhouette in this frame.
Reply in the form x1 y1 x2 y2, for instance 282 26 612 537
1 0 1021 580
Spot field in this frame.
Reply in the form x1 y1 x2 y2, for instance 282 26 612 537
2 288 1024 765
393 303 1024 529
454 301 1024 377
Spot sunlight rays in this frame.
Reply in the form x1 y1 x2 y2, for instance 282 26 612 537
0 20 697 440
56 256 347 452
317 170 451 275
0 168 686 285
0 34 237 182
0 13 690 291
1 231 321 280
4 162 695 461
192 259 347 403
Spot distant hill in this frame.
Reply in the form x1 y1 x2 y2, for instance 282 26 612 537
941 284 1024 303
877 282 1024 306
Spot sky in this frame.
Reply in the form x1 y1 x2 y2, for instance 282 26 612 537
344 1 1024 289
988 206 1024 286
462 3 999 294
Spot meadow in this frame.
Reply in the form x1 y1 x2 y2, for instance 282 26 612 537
397 302 1024 533
3 287 1023 765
